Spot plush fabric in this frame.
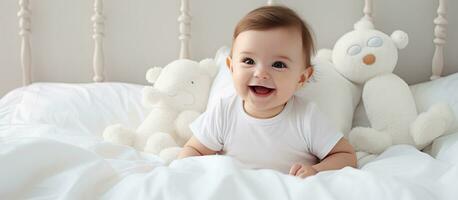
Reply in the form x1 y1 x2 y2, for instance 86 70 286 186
411 72 458 134
297 52 361 135
210 46 361 135
353 72 458 165
353 66 458 138
103 59 218 164
332 18 455 156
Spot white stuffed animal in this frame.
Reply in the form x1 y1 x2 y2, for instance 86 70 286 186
329 18 454 155
103 59 218 163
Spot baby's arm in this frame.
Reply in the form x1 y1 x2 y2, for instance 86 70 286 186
312 138 357 171
177 136 218 159
290 138 356 178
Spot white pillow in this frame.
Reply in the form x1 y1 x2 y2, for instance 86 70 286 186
297 57 361 135
209 46 361 135
353 72 458 134
411 72 458 134
429 132 458 163
207 46 235 110
0 83 149 137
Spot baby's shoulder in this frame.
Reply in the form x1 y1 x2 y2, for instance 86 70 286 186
208 93 239 115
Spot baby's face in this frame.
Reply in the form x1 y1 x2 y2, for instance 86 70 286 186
228 27 310 118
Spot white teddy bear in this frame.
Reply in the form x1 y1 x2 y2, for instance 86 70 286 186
103 59 218 164
328 18 454 156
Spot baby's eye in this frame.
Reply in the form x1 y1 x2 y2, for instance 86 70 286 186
242 57 255 65
272 61 287 69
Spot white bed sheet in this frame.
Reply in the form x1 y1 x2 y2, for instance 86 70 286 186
1 82 458 200
1 129 458 200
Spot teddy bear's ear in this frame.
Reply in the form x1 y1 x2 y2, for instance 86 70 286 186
142 86 162 107
146 67 162 84
199 58 219 78
391 30 409 49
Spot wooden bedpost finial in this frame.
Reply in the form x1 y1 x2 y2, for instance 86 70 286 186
178 0 191 59
18 0 32 85
431 0 447 80
92 0 105 82
363 0 374 23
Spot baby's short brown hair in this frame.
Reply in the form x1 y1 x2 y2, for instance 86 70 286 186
232 6 315 69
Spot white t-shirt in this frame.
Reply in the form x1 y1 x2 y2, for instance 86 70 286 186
190 94 343 173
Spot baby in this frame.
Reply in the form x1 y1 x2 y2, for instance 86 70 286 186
178 6 356 178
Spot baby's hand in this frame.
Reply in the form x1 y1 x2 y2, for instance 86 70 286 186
289 163 318 178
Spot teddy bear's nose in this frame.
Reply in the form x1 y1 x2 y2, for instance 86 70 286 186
363 54 376 65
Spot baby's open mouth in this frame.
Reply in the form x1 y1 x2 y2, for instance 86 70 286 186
249 85 275 96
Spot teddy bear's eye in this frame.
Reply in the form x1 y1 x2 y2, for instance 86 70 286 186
191 81 194 84
347 45 362 56
367 36 383 47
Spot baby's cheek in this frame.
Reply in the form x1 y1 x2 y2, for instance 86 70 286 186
276 89 295 103
280 80 300 92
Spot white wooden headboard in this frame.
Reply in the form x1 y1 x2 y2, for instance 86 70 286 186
12 0 453 86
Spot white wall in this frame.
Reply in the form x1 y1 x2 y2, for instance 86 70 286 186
1 0 457 97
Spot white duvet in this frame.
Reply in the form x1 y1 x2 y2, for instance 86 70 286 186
1 81 458 200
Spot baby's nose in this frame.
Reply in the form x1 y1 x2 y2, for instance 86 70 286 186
253 66 270 79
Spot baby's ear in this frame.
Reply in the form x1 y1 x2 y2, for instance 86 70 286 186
226 57 233 72
296 69 309 89
305 66 314 80
299 73 306 85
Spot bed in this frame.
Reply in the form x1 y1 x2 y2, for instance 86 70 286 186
1 0 458 199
